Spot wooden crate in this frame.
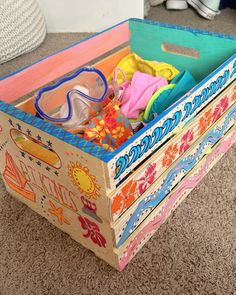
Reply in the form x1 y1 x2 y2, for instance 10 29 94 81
0 19 235 270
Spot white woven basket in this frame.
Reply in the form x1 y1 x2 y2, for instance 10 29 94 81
0 0 46 64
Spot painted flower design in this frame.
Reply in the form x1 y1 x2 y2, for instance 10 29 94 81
212 96 229 122
179 129 194 154
162 143 179 168
138 163 157 194
198 109 213 135
112 179 137 215
78 216 106 248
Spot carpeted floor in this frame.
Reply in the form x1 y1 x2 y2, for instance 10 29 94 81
0 5 236 295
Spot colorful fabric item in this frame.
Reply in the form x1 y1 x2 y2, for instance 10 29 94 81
108 53 179 85
120 72 168 119
143 70 197 122
84 100 133 151
129 112 145 132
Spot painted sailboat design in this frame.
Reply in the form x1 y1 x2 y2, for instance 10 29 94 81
3 151 36 202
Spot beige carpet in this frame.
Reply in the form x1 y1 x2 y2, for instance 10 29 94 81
0 5 236 295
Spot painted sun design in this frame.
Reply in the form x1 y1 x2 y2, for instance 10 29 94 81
68 162 100 199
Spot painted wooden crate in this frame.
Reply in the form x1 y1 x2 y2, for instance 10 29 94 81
0 19 236 271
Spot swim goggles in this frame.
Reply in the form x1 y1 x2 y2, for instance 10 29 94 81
34 67 108 124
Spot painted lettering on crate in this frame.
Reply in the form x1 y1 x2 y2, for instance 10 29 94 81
115 68 233 179
19 160 78 212
3 151 36 202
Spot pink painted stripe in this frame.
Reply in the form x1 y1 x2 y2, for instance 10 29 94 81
0 22 130 104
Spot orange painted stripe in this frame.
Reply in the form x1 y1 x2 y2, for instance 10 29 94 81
0 22 130 104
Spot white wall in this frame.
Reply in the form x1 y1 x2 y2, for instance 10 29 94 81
37 0 144 32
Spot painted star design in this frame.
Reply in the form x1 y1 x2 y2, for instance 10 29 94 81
37 135 42 141
20 151 25 158
54 171 59 176
8 119 14 126
28 156 33 161
48 200 70 225
36 161 41 166
47 140 52 148
46 166 51 171
16 123 22 130
26 129 32 136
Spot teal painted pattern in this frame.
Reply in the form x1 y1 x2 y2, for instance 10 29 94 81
129 18 236 83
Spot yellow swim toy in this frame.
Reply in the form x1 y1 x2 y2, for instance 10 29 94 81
108 53 179 85
15 136 60 167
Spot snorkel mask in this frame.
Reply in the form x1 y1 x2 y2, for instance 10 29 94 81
34 67 108 130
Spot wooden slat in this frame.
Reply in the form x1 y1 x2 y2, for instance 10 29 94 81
0 22 130 103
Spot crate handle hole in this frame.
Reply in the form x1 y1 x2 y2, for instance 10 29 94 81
161 43 200 59
10 129 61 168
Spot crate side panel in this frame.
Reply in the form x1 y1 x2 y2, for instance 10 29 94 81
0 109 113 221
110 82 236 222
116 126 236 271
129 19 236 82
112 103 236 247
